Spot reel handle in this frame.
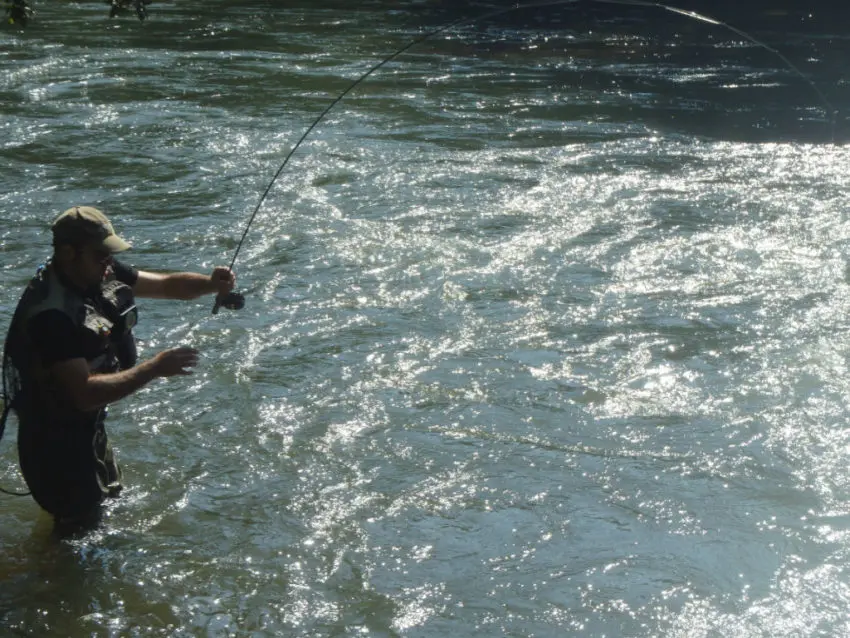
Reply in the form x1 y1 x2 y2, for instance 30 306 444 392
212 291 246 315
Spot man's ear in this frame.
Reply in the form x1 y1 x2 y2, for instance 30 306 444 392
54 244 76 262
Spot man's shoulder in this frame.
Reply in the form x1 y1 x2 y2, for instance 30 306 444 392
111 260 139 287
20 265 84 321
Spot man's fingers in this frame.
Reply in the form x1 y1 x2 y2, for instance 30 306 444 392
178 350 200 368
212 267 236 292
155 347 201 377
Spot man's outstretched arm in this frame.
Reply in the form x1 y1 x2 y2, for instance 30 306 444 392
133 267 235 300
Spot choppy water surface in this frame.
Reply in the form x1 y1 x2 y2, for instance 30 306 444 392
2 1 850 636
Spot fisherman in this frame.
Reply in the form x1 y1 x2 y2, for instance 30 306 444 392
1 206 235 531
5 0 33 26
108 0 151 21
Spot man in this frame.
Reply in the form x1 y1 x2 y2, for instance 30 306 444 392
2 206 235 528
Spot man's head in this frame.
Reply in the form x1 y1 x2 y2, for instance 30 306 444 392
52 206 131 253
51 206 131 289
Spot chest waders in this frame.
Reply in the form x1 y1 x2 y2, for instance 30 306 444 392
1 263 138 517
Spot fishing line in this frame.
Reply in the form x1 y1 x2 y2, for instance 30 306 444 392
213 0 837 314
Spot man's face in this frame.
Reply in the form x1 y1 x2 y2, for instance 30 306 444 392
72 242 113 288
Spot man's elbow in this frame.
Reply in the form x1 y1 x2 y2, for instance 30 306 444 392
70 389 103 413
70 377 110 412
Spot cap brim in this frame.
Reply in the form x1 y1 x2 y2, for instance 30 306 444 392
103 234 132 253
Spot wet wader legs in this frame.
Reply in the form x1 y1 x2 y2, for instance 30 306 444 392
17 413 122 524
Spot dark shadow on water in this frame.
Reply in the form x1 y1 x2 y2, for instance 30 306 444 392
332 0 850 144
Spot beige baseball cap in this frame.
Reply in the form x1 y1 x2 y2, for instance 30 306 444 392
51 206 131 253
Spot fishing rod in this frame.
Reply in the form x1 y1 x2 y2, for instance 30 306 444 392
212 0 837 314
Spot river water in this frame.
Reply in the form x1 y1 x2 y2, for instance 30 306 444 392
2 1 850 636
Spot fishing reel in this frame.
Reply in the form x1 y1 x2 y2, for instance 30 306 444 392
5 0 33 26
212 291 245 315
107 0 150 21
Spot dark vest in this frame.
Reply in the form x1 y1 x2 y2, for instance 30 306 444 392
12 263 137 395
